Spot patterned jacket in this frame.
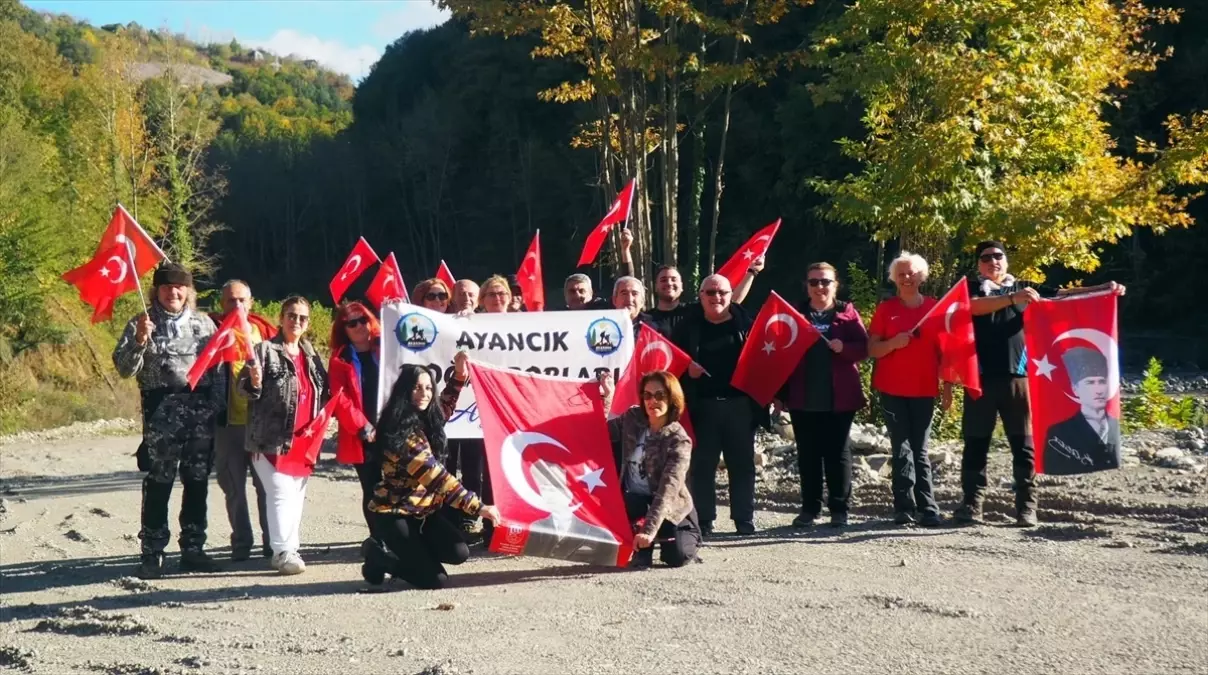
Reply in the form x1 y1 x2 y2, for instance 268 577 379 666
368 375 481 518
237 336 346 455
608 407 694 537
113 302 226 449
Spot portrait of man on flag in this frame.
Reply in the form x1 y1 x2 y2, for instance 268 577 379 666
1043 347 1121 475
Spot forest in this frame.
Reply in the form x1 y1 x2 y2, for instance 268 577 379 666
1 0 1206 431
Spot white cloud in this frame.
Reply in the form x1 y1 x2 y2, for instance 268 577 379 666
246 29 381 80
372 3 450 40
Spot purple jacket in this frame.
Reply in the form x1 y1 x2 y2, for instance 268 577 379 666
779 301 869 413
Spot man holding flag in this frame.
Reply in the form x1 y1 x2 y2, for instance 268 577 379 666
113 262 226 579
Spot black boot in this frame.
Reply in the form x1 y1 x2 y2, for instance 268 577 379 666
179 550 223 573
135 553 164 580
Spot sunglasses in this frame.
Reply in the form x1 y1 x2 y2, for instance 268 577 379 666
807 278 835 288
702 289 731 297
979 252 1005 263
641 390 668 402
285 312 309 324
345 316 369 328
425 292 449 302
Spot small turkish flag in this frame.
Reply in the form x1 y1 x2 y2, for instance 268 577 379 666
61 242 142 323
1026 292 1122 476
610 324 692 415
516 231 545 311
732 291 821 406
95 204 166 278
716 218 781 291
434 259 456 292
329 237 379 303
470 361 633 567
366 252 406 309
187 306 255 389
915 279 982 399
578 179 635 267
277 388 350 478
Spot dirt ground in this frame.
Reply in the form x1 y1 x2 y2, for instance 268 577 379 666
2 430 1207 675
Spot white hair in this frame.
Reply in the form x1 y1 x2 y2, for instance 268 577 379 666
888 251 929 283
612 276 644 296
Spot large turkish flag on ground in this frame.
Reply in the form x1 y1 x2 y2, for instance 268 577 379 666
329 237 379 303
732 291 820 406
187 306 254 389
470 362 633 567
516 231 545 311
578 179 635 267
915 279 982 398
716 218 781 290
1025 292 1122 476
366 252 406 309
61 242 142 323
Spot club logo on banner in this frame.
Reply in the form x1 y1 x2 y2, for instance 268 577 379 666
380 303 634 438
1025 292 1122 476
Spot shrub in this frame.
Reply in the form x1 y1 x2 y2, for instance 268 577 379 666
1122 357 1205 431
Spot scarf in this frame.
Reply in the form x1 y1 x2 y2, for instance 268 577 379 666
979 274 1017 296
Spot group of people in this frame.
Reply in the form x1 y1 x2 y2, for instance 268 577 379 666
113 236 1124 586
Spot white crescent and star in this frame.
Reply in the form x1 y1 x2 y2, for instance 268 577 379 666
100 256 127 284
500 431 596 513
339 254 363 281
640 341 673 371
944 302 957 334
114 234 136 261
522 252 539 281
761 313 799 355
1031 328 1120 401
742 234 774 260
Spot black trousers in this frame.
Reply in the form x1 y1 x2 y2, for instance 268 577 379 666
688 397 756 525
139 438 212 555
354 454 382 537
370 509 470 589
789 410 855 517
624 492 700 567
960 375 1036 511
881 394 939 515
454 439 493 520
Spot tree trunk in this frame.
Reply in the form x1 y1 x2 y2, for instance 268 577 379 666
707 80 734 274
662 18 679 269
682 27 708 289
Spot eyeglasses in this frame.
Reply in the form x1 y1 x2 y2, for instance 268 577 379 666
979 252 1005 263
345 316 369 328
425 292 449 302
641 390 668 402
285 312 309 324
485 291 510 298
807 278 834 288
702 289 731 297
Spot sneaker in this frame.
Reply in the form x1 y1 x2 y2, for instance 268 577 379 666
278 551 305 575
954 503 983 524
135 553 164 580
734 520 756 536
179 550 222 574
918 512 944 528
271 551 285 570
829 513 849 528
230 548 251 562
791 513 818 529
893 511 916 525
1016 508 1039 528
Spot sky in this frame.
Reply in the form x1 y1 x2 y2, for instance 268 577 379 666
24 0 450 80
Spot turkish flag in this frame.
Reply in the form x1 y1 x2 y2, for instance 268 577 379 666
434 259 456 291
915 279 982 399
329 237 379 304
731 291 821 406
470 362 633 567
95 204 166 278
578 179 635 267
61 242 142 323
610 324 692 415
277 388 350 478
187 306 255 389
516 231 545 311
1025 292 1122 476
716 218 781 290
366 252 407 309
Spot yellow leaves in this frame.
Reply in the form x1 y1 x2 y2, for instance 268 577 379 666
538 79 596 104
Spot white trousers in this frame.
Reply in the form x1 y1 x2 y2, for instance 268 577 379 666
251 454 309 555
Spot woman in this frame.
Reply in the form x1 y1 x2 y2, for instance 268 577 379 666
773 263 869 529
411 278 451 313
240 296 368 575
478 275 513 314
868 252 949 527
598 370 700 568
328 301 386 555
363 351 500 589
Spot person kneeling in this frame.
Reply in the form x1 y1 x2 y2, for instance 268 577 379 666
599 370 701 568
363 352 500 589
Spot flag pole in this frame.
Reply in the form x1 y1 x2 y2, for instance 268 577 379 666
124 240 148 316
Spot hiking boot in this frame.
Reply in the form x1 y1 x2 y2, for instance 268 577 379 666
629 548 654 569
829 513 849 529
791 512 818 529
734 520 756 536
918 512 944 528
179 550 222 574
230 548 251 562
893 511 916 526
261 545 273 559
699 522 714 540
1016 508 1039 528
135 553 164 580
954 503 983 524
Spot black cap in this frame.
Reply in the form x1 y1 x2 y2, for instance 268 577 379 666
974 240 1006 258
505 274 522 291
152 262 193 287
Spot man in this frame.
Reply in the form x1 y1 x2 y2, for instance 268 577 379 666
670 274 764 537
521 460 620 565
957 240 1125 527
1043 348 1121 475
647 257 764 338
506 274 526 312
452 279 480 313
612 276 653 332
564 228 635 311
113 262 226 579
207 280 275 561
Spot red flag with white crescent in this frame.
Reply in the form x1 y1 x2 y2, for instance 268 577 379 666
578 179 635 267
731 291 821 406
187 306 255 389
329 237 379 303
1025 292 1122 476
434 259 456 291
277 389 352 478
716 218 781 290
61 242 143 323
366 252 407 309
516 231 545 311
610 324 692 415
92 204 166 278
470 362 633 567
915 279 982 399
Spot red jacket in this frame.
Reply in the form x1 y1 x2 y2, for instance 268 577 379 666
328 342 379 464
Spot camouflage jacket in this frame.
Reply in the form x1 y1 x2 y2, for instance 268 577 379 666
607 407 694 537
112 303 226 447
237 336 330 455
